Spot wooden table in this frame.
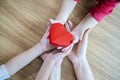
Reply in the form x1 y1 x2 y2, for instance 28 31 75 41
0 0 120 80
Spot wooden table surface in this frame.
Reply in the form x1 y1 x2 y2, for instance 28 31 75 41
0 0 120 80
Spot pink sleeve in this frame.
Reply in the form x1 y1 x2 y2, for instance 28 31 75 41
74 0 80 2
90 1 119 22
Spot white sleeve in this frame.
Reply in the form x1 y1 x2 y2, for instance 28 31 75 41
0 65 10 80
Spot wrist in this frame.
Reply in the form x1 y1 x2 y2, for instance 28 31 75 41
73 57 87 69
55 58 63 66
54 18 65 24
34 43 45 53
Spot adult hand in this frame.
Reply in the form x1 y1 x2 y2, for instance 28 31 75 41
68 28 91 64
41 19 76 61
35 43 73 80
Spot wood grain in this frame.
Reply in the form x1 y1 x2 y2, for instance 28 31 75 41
0 0 120 80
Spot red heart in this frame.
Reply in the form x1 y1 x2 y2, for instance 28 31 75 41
49 23 74 47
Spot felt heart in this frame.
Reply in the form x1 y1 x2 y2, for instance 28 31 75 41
49 23 74 47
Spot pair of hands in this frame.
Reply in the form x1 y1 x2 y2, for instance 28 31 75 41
40 19 91 64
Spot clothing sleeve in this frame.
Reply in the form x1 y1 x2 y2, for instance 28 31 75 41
90 1 119 22
0 65 10 80
74 0 80 2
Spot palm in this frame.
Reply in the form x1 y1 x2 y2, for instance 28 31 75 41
68 42 85 64
40 24 55 52
68 29 90 64
40 37 53 51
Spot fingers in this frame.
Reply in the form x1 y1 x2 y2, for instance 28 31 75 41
50 19 56 24
65 21 71 31
65 20 73 32
69 31 79 45
79 27 92 41
67 20 74 30
82 28 91 41
72 34 79 44
41 53 49 61
61 43 73 51
50 18 63 24
43 18 61 38
57 20 74 49
57 47 63 49
61 44 74 57
75 28 91 52
52 53 63 61
48 44 74 60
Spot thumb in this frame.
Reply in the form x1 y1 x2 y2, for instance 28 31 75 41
49 18 64 24
82 28 91 41
50 18 55 24
71 32 79 44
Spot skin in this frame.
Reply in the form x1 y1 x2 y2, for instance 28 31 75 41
55 0 77 24
3 20 74 80
35 44 73 80
40 20 94 80
68 20 94 80
40 20 74 80
54 0 98 41
4 22 54 76
3 19 94 80
41 50 63 80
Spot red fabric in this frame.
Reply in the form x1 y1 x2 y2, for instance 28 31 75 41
90 0 119 22
49 23 74 47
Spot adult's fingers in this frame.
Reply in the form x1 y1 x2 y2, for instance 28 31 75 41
82 28 91 41
57 20 74 49
61 43 73 51
62 44 74 57
41 53 48 61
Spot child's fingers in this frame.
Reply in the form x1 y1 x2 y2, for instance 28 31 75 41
50 18 63 24
50 18 55 24
65 20 74 32
43 19 56 38
65 22 71 32
57 46 63 49
67 20 74 30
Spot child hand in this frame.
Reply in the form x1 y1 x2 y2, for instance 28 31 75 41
41 19 76 64
41 44 73 63
39 23 55 52
41 19 76 62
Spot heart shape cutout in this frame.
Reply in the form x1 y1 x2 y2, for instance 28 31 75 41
49 23 74 47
